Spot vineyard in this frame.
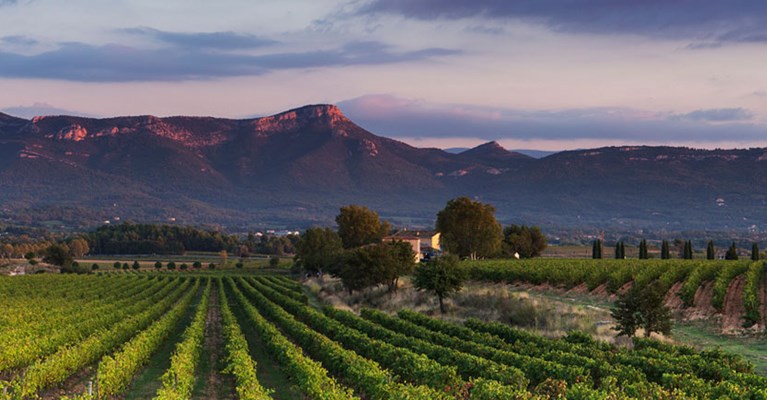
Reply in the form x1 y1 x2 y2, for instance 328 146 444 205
465 259 767 331
1 270 766 399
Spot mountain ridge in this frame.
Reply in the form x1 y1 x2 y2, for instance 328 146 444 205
1 104 766 232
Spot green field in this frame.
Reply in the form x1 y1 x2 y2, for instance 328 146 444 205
1 271 766 399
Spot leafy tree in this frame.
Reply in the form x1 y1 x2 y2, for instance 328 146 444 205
412 254 467 314
122 262 129 270
611 281 672 338
193 261 202 269
154 261 162 269
660 240 670 259
69 238 90 258
208 263 216 269
44 244 74 269
335 205 391 249
706 240 715 260
592 240 602 259
180 263 188 270
725 242 738 260
167 261 176 270
294 227 343 274
502 225 547 258
436 197 502 260
752 243 759 261
113 261 121 269
91 263 99 270
333 241 416 293
132 261 140 270
638 239 648 259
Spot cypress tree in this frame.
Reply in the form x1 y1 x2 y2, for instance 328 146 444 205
593 239 602 259
661 240 670 259
683 240 693 259
706 240 715 260
725 242 738 260
752 243 760 261
639 239 648 259
615 242 622 259
620 241 625 259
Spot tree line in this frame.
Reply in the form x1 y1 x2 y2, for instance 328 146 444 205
591 238 759 260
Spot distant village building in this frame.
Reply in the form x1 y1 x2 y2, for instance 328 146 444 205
383 230 441 261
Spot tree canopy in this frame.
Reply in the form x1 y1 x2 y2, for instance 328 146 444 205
335 205 391 249
611 281 672 338
436 197 501 259
412 254 467 314
502 225 547 258
332 241 416 294
294 227 343 274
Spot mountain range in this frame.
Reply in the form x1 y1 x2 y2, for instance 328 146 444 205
1 104 766 233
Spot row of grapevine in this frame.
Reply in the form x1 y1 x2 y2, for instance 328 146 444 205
217 279 273 400
96 278 201 397
232 278 448 399
8 278 192 399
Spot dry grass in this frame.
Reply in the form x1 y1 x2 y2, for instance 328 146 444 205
304 276 622 343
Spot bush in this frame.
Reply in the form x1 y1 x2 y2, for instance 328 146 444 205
132 261 140 270
167 261 176 270
193 261 202 269
122 263 129 270
180 263 188 270
208 263 216 269
270 256 280 267
91 263 99 270
113 261 121 269
154 261 162 269
236 262 244 269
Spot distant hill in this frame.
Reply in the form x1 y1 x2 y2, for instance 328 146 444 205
1 105 766 231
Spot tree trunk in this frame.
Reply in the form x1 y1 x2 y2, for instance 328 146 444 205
438 295 446 314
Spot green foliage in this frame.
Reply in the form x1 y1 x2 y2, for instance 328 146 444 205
167 261 176 270
725 242 739 260
132 260 140 270
294 227 343 273
333 241 416 294
751 243 759 261
122 262 129 270
180 263 188 270
611 281 672 338
502 225 547 258
639 240 648 259
235 262 244 269
742 262 764 327
707 240 715 260
712 262 750 310
682 241 693 259
43 244 74 269
91 263 99 270
592 240 602 259
87 223 240 255
436 197 502 260
661 240 670 259
269 256 280 267
193 261 202 269
113 261 121 269
208 262 216 269
335 205 391 249
413 254 467 313
614 241 625 259
154 261 162 269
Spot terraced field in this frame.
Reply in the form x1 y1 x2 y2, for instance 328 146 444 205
1 271 766 399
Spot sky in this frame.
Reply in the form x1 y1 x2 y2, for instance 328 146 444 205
0 0 766 151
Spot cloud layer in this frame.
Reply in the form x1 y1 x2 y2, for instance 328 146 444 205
339 94 766 145
0 38 459 81
359 0 767 45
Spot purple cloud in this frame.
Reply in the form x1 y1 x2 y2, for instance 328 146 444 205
359 1 767 44
0 41 459 82
339 94 766 143
122 27 278 49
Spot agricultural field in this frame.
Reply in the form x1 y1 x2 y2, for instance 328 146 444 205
1 268 767 399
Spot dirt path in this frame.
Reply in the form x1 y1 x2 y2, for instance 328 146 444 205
196 285 234 400
721 275 747 335
40 366 95 399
